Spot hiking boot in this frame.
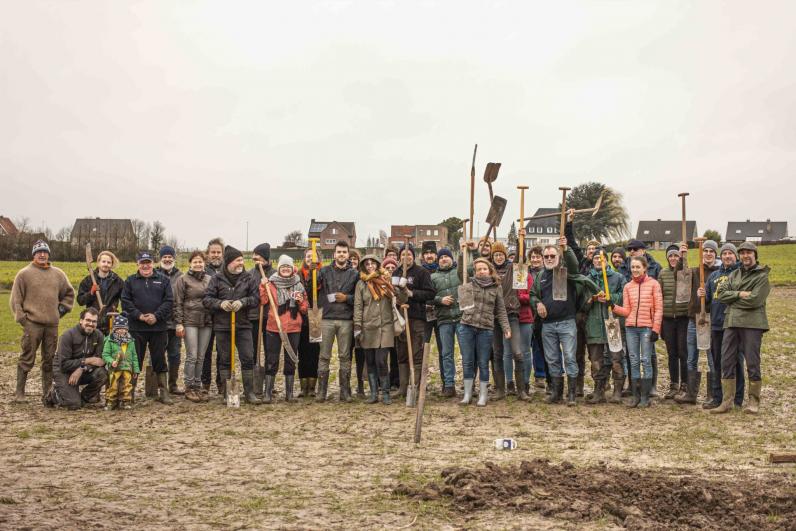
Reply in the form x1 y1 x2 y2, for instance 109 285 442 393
545 376 564 404
185 387 201 403
675 371 701 405
493 370 506 401
609 377 624 404
476 381 489 407
626 379 641 408
157 372 174 405
366 373 379 404
673 381 688 401
744 381 761 415
460 379 474 405
315 373 329 403
242 370 261 405
380 375 391 405
566 376 577 407
442 386 455 398
664 381 679 400
262 375 274 404
709 379 736 414
284 374 297 403
339 369 353 403
202 382 211 393
168 364 184 395
586 379 607 404
14 367 29 403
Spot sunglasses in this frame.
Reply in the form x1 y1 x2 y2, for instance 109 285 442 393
543 254 558 259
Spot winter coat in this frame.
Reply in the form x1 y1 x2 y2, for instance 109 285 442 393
353 280 397 349
658 260 689 319
259 281 308 334
318 263 359 321
431 266 462 324
459 277 510 331
53 325 104 375
530 248 599 323
584 267 625 344
154 266 182 329
705 262 740 331
623 253 662 281
102 336 140 373
391 263 436 321
517 270 535 324
564 221 593 275
299 263 323 308
494 261 520 315
612 276 663 334
10 263 75 326
716 263 771 331
247 263 275 322
121 271 174 333
172 270 212 327
687 262 719 318
203 270 259 331
76 270 124 330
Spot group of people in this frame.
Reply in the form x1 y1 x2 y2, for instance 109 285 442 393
9 213 771 414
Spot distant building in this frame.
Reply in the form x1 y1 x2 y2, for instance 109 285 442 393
635 219 698 249
524 208 561 247
71 218 136 250
307 219 357 250
0 216 18 236
388 224 449 249
726 219 788 244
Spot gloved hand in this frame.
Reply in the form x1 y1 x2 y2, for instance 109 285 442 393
175 324 185 338
650 331 659 343
58 304 68 318
230 300 244 312
90 284 99 295
220 300 234 312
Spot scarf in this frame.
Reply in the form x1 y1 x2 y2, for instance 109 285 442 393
493 260 511 278
472 276 495 288
632 274 647 284
223 267 241 286
269 272 305 319
111 330 132 345
187 269 205 281
422 262 439 273
31 261 51 270
360 269 394 301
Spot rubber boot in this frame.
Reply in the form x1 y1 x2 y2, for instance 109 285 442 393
545 376 564 404
157 372 174 405
242 370 262 405
626 379 641 408
702 373 721 409
284 374 296 403
131 376 139 404
356 375 366 399
308 377 317 398
705 372 713 403
673 381 688 401
493 370 506 401
638 378 653 407
297 378 307 398
744 381 761 415
263 375 274 404
380 375 392 405
14 367 28 403
41 369 53 401
476 381 489 407
576 374 585 398
168 363 184 395
675 371 700 404
566 376 577 406
664 381 679 400
366 373 379 404
649 355 659 397
709 379 736 414
609 377 624 404
395 364 409 398
339 369 353 403
586 379 607 404
315 373 329 403
507 381 516 395
460 379 474 405
514 360 531 402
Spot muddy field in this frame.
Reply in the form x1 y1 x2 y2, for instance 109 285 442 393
1 289 795 529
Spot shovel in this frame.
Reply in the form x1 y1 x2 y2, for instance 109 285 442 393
458 218 475 311
414 342 430 443
675 192 692 304
226 311 240 407
253 300 265 398
600 252 623 353
401 235 417 408
259 264 299 365
517 192 604 223
553 187 570 301
308 238 323 343
85 243 105 311
483 162 501 241
694 237 711 351
480 195 507 247
513 186 529 289
469 145 477 240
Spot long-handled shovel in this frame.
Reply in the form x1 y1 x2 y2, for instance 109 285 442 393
253 299 265 398
458 219 475 311
402 235 417 408
513 186 529 289
259 264 299 365
226 311 240 407
479 195 507 248
308 238 323 343
553 187 571 301
694 237 711 351
483 162 501 241
517 192 604 223
600 252 623 353
675 192 692 304
469 145 477 240
85 243 105 311
414 342 430 443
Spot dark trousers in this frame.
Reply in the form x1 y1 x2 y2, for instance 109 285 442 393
721 327 763 382
531 327 546 378
711 330 745 405
576 316 587 382
389 347 399 387
166 329 182 367
354 346 365 385
53 366 108 409
298 321 319 378
364 348 389 378
662 316 689 385
215 328 255 371
201 332 221 387
132 330 168 373
265 330 299 376
587 343 618 381
397 319 425 367
250 319 267 367
424 319 443 377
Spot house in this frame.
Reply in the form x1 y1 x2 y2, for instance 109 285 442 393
635 219 698 249
523 208 561 247
71 218 136 250
0 216 18 236
726 219 788 244
307 219 356 250
388 224 449 249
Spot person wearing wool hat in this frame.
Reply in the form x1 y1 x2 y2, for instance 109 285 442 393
297 247 323 398
657 244 689 401
154 245 184 396
203 245 261 405
624 240 662 281
347 248 367 397
610 247 628 278
101 313 140 410
10 240 75 403
248 243 275 397
430 247 461 398
380 255 400 389
77 250 124 336
419 241 444 387
712 242 770 414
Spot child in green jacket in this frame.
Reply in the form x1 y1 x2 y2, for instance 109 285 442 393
102 315 140 410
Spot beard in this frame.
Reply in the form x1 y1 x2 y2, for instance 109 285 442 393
544 260 559 270
160 262 174 271
209 258 222 267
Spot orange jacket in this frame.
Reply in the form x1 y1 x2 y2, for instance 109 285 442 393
259 283 308 334
612 276 663 334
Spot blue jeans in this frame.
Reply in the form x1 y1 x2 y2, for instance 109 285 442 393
457 323 493 382
498 315 522 383
687 319 699 371
541 319 578 378
518 322 533 385
626 326 654 380
437 322 459 388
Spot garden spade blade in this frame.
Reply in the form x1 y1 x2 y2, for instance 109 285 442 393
309 306 323 343
552 265 568 301
457 283 475 312
696 311 711 351
605 314 623 353
484 195 507 235
676 270 692 304
512 263 528 290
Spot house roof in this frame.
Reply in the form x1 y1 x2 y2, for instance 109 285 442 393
71 218 135 238
636 220 697 242
726 220 788 242
0 216 18 236
524 208 561 230
307 219 355 237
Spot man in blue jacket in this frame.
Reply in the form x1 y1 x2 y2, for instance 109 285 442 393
121 250 174 405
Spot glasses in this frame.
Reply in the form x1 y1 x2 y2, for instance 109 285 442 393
543 254 557 259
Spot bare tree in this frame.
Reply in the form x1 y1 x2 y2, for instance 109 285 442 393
14 217 31 234
54 225 72 242
150 221 165 251
284 230 304 246
131 219 150 248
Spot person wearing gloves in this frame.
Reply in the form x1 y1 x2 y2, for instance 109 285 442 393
430 247 461 398
101 314 140 410
203 246 261 405
381 256 401 391
76 250 124 335
259 255 308 403
201 237 225 394
249 242 274 397
155 245 183 396
297 247 323 397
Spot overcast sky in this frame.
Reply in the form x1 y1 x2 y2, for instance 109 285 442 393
2 1 794 250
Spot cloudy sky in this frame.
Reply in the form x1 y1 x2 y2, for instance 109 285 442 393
2 1 794 250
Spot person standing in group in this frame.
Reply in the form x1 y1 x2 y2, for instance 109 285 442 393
382 257 401 390
172 250 213 402
203 246 261 405
658 244 690 400
430 247 461 398
121 250 174 405
77 250 124 336
10 240 75 403
155 245 183 396
527 246 549 391
612 255 663 408
316 241 359 402
348 248 366 397
420 241 444 387
249 243 274 397
201 237 225 394
298 247 322 398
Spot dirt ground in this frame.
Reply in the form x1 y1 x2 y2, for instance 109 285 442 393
1 289 795 530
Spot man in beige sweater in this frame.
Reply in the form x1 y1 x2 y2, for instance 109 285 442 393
9 240 75 402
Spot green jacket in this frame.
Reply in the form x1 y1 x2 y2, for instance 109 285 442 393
658 263 689 319
431 266 462 324
102 337 140 373
584 267 625 344
716 263 771 331
530 248 600 317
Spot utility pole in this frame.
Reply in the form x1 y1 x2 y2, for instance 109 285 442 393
245 221 249 251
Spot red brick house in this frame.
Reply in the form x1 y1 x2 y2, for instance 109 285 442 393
307 219 357 250
0 216 18 236
388 224 448 249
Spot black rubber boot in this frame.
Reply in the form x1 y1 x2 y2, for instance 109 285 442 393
242 370 262 405
675 371 700 404
380 375 391 405
702 372 721 409
339 369 353 403
168 363 183 395
395 364 409 398
609 377 624 404
263 375 274 404
627 379 641 408
639 378 652 407
514 359 531 401
14 367 28 403
284 374 296 402
566 376 577 406
576 374 585 398
315 373 329 403
493 370 506 401
545 376 564 404
157 372 174 405
586 379 607 404
366 373 379 404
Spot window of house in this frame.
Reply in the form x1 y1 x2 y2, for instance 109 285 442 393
547 227 553 233
434 229 438 236
426 229 431 236
736 230 742 234
643 230 650 235
332 228 337 235
664 230 671 235
325 239 335 245
758 229 764 234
